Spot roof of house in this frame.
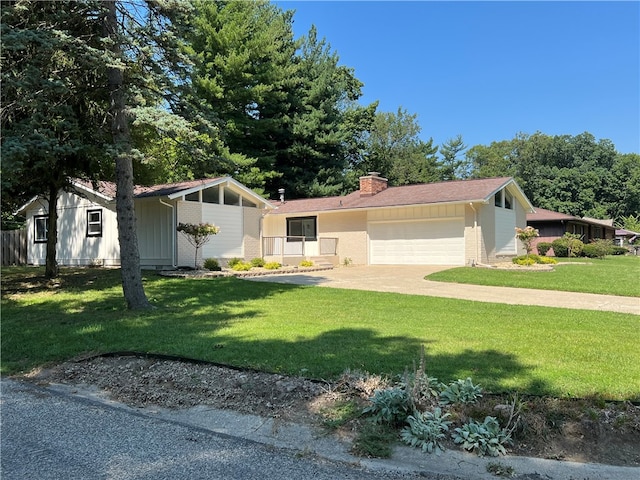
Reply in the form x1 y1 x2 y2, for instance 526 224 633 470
616 228 639 236
583 217 614 227
527 207 616 230
526 207 576 222
18 177 273 213
72 177 228 200
269 177 531 215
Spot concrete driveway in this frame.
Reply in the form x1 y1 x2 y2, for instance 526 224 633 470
247 265 640 315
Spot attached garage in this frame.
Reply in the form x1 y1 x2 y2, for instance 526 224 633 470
369 219 465 265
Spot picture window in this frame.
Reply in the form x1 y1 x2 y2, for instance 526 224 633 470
287 216 317 241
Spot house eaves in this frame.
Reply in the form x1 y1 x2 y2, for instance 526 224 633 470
269 198 493 217
71 179 116 202
485 178 535 213
268 177 534 216
162 177 274 209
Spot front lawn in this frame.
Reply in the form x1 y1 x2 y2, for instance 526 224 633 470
427 255 640 297
2 267 638 400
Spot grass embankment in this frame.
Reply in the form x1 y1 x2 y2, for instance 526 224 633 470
2 267 638 400
426 255 640 297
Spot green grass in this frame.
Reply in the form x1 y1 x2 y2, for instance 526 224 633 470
2 267 639 401
427 255 640 297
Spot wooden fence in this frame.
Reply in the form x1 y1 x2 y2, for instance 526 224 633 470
1 229 27 266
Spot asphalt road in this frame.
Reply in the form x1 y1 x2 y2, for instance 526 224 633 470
0 379 441 480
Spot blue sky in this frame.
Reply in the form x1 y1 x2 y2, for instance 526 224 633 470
275 1 639 154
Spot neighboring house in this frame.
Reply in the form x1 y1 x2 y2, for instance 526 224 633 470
18 177 274 269
262 173 534 266
615 228 639 248
526 207 616 254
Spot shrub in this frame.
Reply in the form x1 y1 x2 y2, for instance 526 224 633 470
439 378 483 405
299 260 314 267
227 257 243 268
250 257 265 267
536 242 552 256
512 254 557 265
263 261 281 270
611 246 628 255
231 261 252 271
401 408 452 454
363 387 411 425
203 258 221 271
551 239 568 257
512 256 536 266
581 244 599 258
551 234 584 258
538 256 558 265
452 416 512 457
582 239 613 259
177 222 220 268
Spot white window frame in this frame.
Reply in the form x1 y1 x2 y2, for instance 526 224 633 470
87 209 103 237
34 215 49 243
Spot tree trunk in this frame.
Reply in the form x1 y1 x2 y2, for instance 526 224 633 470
104 0 151 310
44 182 59 279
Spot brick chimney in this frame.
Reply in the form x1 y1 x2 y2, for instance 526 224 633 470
359 172 388 197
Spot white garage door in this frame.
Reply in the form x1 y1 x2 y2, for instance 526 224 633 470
369 219 465 265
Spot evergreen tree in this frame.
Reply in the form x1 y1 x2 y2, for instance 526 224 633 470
2 0 207 308
185 0 297 191
439 135 469 180
2 0 113 277
278 26 373 197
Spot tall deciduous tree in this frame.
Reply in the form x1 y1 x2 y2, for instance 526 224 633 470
357 107 439 186
466 131 636 221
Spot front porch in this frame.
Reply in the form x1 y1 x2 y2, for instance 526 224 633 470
262 236 339 266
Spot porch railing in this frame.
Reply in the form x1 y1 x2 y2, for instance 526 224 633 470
262 236 338 258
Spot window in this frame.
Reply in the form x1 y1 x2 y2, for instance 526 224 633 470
87 209 103 237
287 216 317 241
504 190 513 209
34 215 48 243
494 188 513 209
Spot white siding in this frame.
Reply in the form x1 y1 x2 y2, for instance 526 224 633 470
26 191 120 266
202 203 243 259
495 207 517 255
136 199 173 266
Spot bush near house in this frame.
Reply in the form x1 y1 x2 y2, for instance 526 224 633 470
203 258 221 271
551 234 584 258
536 242 552 256
227 257 243 268
512 255 557 266
250 258 266 267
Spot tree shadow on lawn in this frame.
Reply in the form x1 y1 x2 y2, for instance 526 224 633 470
205 327 551 396
3 272 550 395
